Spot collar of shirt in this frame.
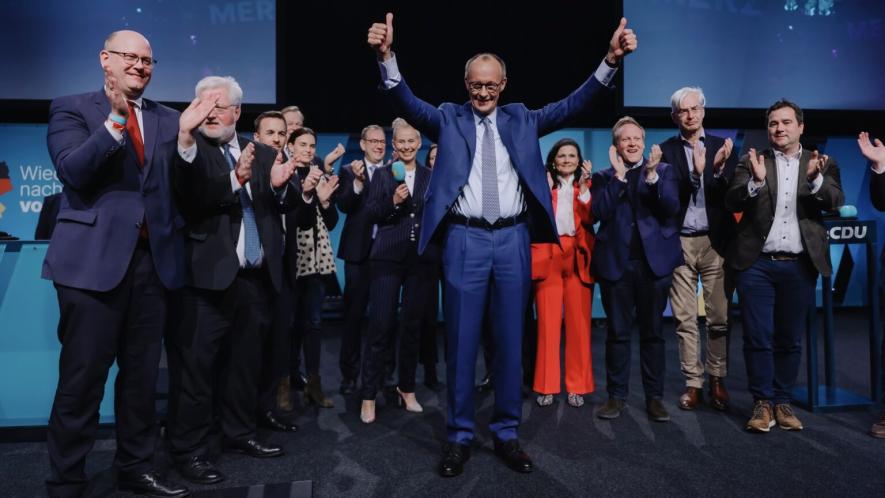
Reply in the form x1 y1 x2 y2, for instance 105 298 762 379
473 108 497 128
222 135 241 157
774 145 803 162
680 131 706 148
626 158 645 170
103 86 144 110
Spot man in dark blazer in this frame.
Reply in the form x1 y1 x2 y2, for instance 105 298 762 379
42 30 187 498
165 76 306 485
659 86 737 412
336 124 388 395
34 193 62 240
368 13 636 476
859 131 885 438
726 99 843 433
591 116 683 423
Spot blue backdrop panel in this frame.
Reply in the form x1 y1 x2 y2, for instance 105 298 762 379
0 242 116 427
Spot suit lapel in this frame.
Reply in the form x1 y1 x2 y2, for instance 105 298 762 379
496 111 518 173
765 150 778 210
455 104 477 168
551 188 559 216
140 99 159 180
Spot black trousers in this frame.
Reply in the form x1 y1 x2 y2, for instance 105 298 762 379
418 266 441 370
47 245 166 498
360 258 433 399
259 277 295 414
339 260 372 382
166 269 273 460
599 259 671 400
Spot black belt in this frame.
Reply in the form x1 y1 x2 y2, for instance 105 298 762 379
761 252 802 261
680 231 710 238
449 213 528 230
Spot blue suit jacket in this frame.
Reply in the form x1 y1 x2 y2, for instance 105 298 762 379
43 90 184 291
384 76 608 253
590 162 684 281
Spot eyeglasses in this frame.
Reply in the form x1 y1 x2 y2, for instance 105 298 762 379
107 50 156 67
362 139 386 146
467 81 503 94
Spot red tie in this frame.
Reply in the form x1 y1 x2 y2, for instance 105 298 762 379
126 100 144 167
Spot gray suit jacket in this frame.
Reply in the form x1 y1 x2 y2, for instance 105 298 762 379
725 148 843 277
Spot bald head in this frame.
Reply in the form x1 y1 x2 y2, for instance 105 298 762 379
100 30 154 99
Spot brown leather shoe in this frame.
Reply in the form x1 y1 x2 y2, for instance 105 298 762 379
708 375 730 411
869 411 885 438
678 387 702 410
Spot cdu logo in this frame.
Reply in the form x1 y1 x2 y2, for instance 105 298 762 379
826 220 875 243
0 161 13 219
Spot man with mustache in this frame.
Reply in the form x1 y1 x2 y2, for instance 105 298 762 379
367 12 636 477
44 30 188 498
726 99 843 433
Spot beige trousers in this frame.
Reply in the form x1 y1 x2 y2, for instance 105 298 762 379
668 235 729 388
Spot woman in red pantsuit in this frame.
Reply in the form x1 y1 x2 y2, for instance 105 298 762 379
531 138 595 407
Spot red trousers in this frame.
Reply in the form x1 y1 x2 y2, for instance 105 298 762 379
532 235 594 395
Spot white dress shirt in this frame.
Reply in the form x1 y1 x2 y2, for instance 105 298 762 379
178 136 265 268
748 146 822 254
555 181 591 236
352 159 382 194
405 168 416 195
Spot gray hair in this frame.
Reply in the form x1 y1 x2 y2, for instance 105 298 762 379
195 76 243 106
391 118 421 141
463 53 507 80
669 86 706 114
360 124 384 140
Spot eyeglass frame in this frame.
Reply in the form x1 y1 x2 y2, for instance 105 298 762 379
466 80 505 94
106 50 157 67
361 138 386 146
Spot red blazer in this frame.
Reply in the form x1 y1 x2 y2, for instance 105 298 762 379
531 183 595 284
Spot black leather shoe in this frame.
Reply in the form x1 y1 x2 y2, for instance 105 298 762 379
475 373 493 393
117 471 189 498
438 443 471 477
339 378 357 395
261 411 298 432
223 438 283 458
493 438 533 473
176 456 223 485
647 398 671 422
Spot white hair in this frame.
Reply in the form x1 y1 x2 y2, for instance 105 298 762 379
392 117 421 141
669 86 706 114
195 75 243 106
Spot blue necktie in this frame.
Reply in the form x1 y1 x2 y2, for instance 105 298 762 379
481 117 499 223
223 143 261 267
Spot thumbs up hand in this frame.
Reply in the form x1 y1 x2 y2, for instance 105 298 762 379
368 12 395 61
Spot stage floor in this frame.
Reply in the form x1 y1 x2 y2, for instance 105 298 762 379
2 310 885 497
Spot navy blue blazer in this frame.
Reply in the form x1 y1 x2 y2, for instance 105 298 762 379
366 163 438 263
659 133 737 253
43 90 184 291
335 162 375 263
590 162 684 281
383 76 609 253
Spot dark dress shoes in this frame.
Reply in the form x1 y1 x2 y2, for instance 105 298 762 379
261 411 298 432
339 378 357 395
117 471 189 498
177 456 224 485
438 443 471 477
709 375 730 411
678 387 702 410
223 438 284 458
493 438 533 473
475 373 493 393
596 398 625 419
647 398 671 422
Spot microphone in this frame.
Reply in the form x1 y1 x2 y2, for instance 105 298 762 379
837 205 857 218
391 161 406 184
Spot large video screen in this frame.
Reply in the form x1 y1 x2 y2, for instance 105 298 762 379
623 0 885 110
0 0 276 103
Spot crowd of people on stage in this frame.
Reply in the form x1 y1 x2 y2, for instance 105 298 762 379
37 14 885 497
